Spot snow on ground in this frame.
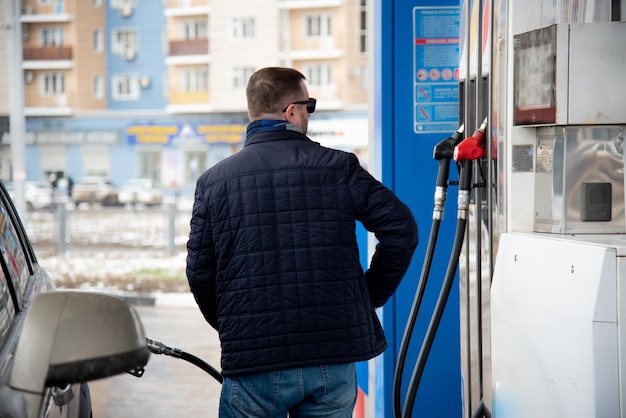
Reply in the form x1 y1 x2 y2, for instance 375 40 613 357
40 250 189 294
24 205 192 294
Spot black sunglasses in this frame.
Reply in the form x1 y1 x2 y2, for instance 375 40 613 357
282 98 316 114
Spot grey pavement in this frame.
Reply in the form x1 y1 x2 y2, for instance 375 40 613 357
89 299 222 418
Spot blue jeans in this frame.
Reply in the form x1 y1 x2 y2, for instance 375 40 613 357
219 363 357 418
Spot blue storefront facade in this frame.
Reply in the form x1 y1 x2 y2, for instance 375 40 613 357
23 111 368 195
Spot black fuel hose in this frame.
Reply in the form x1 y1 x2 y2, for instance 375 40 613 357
393 217 442 418
402 159 472 418
393 126 464 418
146 337 223 384
180 351 223 384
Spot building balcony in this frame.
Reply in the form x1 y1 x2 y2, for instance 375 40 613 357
168 91 210 105
165 0 208 6
167 90 211 114
24 106 74 117
20 4 73 23
280 48 343 60
24 95 73 116
23 46 73 61
164 5 210 17
278 0 343 9
168 39 209 56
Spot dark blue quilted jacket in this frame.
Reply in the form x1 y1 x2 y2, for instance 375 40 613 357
186 126 418 377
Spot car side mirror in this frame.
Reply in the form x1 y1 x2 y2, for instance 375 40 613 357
9 291 150 393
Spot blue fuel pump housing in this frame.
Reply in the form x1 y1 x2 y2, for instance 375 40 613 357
373 0 462 416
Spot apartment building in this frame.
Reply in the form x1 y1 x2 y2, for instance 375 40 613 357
164 0 368 111
21 0 106 116
2 0 369 190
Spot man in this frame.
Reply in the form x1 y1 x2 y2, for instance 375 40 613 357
186 67 418 417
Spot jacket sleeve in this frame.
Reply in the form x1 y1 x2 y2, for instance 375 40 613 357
186 179 219 329
347 154 419 307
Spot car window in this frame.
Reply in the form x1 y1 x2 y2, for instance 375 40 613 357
0 203 30 308
0 263 14 343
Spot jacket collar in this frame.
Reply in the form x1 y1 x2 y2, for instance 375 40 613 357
245 119 311 146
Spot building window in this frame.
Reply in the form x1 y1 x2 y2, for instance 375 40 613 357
92 29 103 53
93 75 104 99
138 150 161 185
304 64 332 87
360 64 368 89
181 67 208 92
92 0 102 6
232 67 254 88
359 0 367 54
230 17 255 39
82 145 109 177
304 14 331 37
181 19 207 40
111 75 140 100
41 72 65 96
184 150 207 185
111 29 138 58
40 27 63 46
110 0 137 7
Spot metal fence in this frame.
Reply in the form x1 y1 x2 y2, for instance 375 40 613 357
23 203 193 257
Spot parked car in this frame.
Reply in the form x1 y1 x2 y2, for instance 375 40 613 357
0 179 150 418
5 181 53 211
71 176 120 207
118 178 163 207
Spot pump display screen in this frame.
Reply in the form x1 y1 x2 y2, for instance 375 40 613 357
513 25 557 125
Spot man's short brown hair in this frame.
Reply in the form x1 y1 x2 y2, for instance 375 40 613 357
246 67 307 117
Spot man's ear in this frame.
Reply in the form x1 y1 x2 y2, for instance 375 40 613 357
283 105 295 122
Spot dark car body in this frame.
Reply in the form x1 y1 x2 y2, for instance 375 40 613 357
0 180 149 418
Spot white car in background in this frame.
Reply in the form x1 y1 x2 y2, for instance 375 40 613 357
71 176 120 207
6 181 54 211
118 178 163 207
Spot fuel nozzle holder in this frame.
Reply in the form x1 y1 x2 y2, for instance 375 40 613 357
431 124 465 220
433 124 465 161
453 118 488 162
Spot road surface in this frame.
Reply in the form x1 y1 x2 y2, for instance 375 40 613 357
89 298 222 417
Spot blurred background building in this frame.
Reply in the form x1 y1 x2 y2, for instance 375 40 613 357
0 0 369 194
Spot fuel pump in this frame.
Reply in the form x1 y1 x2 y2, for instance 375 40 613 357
395 121 487 418
374 0 626 416
393 125 465 418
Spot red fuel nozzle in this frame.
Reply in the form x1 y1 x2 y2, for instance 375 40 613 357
453 118 488 162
